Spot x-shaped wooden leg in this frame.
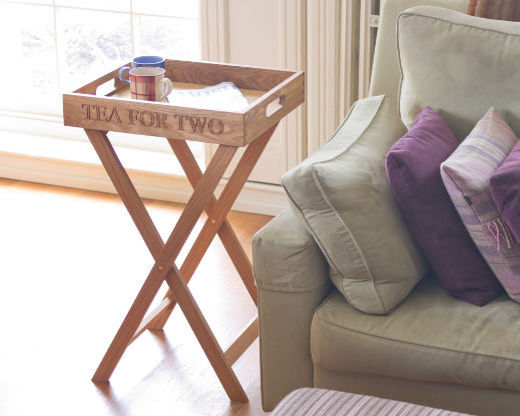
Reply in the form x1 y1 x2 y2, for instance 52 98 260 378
139 134 270 332
84 125 276 402
131 136 263 336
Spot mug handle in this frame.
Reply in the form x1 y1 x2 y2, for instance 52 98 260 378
118 66 131 85
158 78 173 101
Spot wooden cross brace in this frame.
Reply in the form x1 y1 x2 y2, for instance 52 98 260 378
84 124 277 402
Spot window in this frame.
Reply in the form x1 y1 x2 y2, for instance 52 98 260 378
0 0 202 173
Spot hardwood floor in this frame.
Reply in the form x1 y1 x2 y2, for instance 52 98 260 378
0 178 273 416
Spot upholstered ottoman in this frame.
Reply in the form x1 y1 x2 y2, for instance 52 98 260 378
272 388 474 416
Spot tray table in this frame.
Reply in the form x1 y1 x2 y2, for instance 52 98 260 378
63 59 304 402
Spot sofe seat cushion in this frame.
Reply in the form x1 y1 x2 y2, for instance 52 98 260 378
397 6 520 139
386 106 501 306
311 277 520 393
282 95 427 315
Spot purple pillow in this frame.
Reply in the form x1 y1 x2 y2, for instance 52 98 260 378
386 106 501 306
491 140 520 245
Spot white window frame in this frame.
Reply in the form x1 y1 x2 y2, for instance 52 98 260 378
0 0 203 169
0 0 369 216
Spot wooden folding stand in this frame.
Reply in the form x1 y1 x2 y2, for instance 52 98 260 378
63 59 304 402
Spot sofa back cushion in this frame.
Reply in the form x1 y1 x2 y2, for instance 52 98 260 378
282 95 427 315
370 0 468 108
398 6 520 139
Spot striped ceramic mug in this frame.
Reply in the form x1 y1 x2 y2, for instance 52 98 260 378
118 55 165 84
128 67 173 102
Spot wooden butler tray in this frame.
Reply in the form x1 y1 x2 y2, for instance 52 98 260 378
62 60 304 403
63 59 304 146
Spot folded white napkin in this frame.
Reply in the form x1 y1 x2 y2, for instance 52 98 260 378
169 82 248 112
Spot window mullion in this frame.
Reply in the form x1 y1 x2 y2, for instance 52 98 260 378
52 0 63 106
130 0 136 56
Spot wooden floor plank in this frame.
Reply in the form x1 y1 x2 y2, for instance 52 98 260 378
0 178 272 416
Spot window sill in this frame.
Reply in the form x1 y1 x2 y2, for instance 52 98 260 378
0 130 287 215
0 130 198 177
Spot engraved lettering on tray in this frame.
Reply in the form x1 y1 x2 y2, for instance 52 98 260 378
208 118 224 135
186 115 206 133
81 103 225 134
173 114 224 135
82 104 122 124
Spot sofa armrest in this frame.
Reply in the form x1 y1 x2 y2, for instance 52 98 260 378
253 208 332 411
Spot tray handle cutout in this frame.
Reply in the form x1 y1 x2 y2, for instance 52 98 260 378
93 78 117 96
74 67 128 96
265 94 286 118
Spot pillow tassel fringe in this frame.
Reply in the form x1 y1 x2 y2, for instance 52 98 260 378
485 218 514 252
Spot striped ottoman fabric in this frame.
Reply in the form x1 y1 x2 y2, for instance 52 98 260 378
272 388 473 416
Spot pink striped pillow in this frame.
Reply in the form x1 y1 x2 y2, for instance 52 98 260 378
440 107 520 302
272 388 473 415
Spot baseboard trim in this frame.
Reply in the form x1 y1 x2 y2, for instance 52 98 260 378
0 152 288 216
